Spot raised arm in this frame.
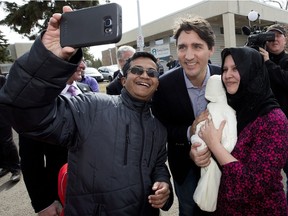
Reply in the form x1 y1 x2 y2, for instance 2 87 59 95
42 6 77 60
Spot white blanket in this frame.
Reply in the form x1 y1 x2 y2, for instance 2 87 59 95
191 75 237 212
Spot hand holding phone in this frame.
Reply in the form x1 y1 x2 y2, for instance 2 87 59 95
60 3 122 48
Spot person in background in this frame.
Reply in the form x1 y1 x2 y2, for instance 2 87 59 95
0 74 21 183
157 58 164 76
19 68 92 216
62 61 93 97
259 24 288 117
166 55 178 70
258 24 288 200
78 60 99 92
152 15 220 216
106 45 135 95
0 6 173 215
198 46 288 215
19 137 66 216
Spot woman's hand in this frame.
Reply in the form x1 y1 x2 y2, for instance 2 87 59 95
199 119 225 152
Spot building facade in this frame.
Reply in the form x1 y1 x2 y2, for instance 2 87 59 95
1 42 33 75
101 0 288 66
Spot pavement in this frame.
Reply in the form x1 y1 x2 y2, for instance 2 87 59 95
0 130 179 216
0 131 37 216
1 129 287 216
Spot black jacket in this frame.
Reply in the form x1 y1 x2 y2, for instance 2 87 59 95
0 75 15 150
0 75 5 87
265 51 288 117
0 37 173 216
19 81 91 213
0 75 14 138
106 71 123 95
152 65 221 184
76 82 92 93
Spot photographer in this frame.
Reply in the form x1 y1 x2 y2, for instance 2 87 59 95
259 23 288 200
259 24 288 117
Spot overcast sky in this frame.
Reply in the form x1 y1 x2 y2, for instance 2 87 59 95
1 0 202 58
92 0 202 58
2 0 281 59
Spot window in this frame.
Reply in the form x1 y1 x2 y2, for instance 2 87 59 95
155 39 164 45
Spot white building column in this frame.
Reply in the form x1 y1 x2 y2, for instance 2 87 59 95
222 13 236 48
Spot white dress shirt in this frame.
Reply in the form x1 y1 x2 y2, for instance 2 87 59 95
61 81 82 98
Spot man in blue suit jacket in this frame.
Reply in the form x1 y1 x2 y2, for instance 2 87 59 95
152 16 221 216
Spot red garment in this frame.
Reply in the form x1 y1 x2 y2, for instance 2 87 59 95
214 109 288 215
58 163 68 216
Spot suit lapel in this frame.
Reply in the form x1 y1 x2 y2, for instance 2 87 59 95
173 68 194 116
76 82 92 93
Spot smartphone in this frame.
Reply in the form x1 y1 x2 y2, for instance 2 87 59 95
60 3 122 48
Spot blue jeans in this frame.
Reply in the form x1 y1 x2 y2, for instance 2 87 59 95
173 168 200 216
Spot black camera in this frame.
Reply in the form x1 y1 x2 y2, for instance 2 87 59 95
242 26 275 50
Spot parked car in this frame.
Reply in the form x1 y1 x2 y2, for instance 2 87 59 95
98 65 118 82
84 67 104 82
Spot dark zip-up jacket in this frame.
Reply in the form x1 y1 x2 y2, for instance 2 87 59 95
265 51 288 117
0 37 173 216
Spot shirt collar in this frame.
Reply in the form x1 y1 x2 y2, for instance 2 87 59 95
61 81 78 95
183 65 211 89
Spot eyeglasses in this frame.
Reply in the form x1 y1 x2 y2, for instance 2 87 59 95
128 66 159 78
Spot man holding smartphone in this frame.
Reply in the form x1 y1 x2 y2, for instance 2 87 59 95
19 65 93 216
0 6 173 216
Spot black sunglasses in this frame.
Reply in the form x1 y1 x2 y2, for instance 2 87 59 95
128 66 159 78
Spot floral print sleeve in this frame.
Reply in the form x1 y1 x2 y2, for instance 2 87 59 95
216 108 288 215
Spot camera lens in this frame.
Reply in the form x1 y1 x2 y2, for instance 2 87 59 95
104 18 112 27
105 28 112 34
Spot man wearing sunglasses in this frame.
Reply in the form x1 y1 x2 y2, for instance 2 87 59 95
0 6 173 215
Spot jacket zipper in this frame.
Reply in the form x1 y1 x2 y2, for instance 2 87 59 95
147 132 154 167
124 124 129 165
139 108 145 216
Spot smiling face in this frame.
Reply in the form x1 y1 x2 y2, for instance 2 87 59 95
177 30 214 86
222 55 241 95
122 57 159 101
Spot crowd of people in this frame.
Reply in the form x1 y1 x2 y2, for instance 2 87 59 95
1 4 288 216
